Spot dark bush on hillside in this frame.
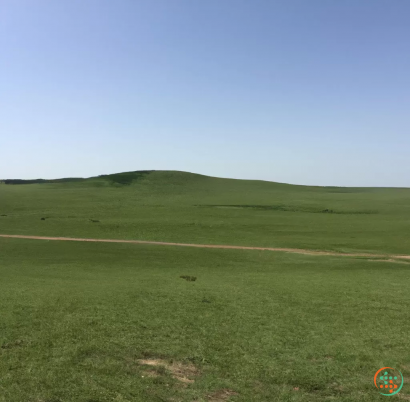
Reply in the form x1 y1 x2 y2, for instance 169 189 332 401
180 275 197 282
99 170 152 185
89 219 100 223
197 204 377 214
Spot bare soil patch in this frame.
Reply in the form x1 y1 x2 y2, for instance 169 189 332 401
206 389 239 401
138 358 199 384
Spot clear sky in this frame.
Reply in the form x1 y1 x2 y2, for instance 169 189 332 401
1 0 409 186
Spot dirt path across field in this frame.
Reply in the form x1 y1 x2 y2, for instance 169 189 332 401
1 234 410 261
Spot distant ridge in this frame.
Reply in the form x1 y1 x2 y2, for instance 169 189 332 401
1 170 408 189
2 170 155 185
3 178 85 185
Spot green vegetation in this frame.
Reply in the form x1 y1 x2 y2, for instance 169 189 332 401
1 171 410 401
1 170 410 254
98 170 152 186
1 238 409 401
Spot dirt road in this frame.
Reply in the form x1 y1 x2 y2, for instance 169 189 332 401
1 233 409 261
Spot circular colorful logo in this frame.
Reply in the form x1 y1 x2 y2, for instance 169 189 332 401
374 367 403 396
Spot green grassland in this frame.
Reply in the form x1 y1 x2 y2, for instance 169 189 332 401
1 238 410 402
1 171 410 401
1 170 410 255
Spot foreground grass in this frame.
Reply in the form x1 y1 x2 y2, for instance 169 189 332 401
1 238 409 401
2 170 410 255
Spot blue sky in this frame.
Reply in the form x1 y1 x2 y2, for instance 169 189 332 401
1 0 409 186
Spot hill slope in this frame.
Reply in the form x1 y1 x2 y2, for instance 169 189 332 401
1 170 410 254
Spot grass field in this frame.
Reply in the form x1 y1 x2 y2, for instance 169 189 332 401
1 171 410 401
2 170 410 255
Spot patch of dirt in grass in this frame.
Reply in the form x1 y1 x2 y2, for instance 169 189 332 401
395 256 410 263
138 358 199 384
206 389 238 401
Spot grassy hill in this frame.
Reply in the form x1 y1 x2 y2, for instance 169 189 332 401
1 170 410 254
